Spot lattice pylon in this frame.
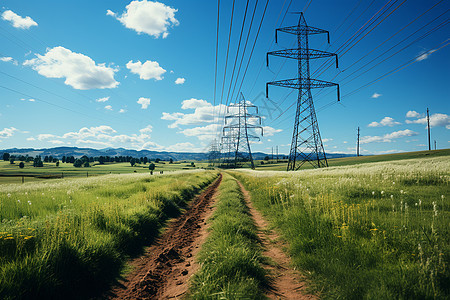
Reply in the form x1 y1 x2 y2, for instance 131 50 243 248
266 13 340 171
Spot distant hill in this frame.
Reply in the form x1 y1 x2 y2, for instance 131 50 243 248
0 147 355 161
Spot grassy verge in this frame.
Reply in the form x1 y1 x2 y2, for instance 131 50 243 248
188 173 267 299
0 170 217 299
232 155 449 299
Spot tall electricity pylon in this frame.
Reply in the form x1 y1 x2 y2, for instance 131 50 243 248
222 93 263 169
266 13 340 171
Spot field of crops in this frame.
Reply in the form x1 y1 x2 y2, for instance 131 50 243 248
233 155 449 299
0 170 216 299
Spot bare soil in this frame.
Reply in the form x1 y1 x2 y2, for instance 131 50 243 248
236 180 318 300
107 174 222 300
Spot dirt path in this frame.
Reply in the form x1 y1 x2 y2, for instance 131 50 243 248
108 174 222 300
236 180 317 300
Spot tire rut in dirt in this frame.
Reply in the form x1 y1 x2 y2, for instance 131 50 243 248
108 174 222 300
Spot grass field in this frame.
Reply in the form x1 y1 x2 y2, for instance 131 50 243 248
0 160 210 184
232 154 449 299
0 170 217 299
254 148 450 171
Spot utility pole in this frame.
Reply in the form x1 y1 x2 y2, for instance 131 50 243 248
357 126 360 157
276 145 279 162
266 13 340 170
427 108 431 151
271 147 273 161
434 140 437 150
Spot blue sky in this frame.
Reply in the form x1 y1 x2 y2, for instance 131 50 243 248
0 0 448 155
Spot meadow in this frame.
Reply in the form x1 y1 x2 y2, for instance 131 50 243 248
0 170 217 299
0 160 209 184
232 155 449 299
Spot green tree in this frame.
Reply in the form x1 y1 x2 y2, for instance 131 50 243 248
9 158 15 164
148 163 156 171
155 158 161 163
3 152 10 161
19 161 25 168
130 158 136 167
169 158 173 164
56 161 60 167
73 159 83 168
83 161 90 168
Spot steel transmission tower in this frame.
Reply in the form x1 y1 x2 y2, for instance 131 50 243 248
221 93 263 169
266 13 340 170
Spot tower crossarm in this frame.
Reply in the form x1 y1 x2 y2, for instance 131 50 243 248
266 78 340 100
267 48 338 68
276 25 330 43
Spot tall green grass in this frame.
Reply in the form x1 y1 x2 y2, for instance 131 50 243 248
189 174 267 299
233 156 449 299
0 170 217 299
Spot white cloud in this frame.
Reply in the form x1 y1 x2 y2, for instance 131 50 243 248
166 142 200 152
360 129 418 144
322 138 333 143
48 140 65 145
104 105 113 111
179 124 222 141
405 113 450 129
139 125 153 134
37 133 57 141
126 60 166 80
1 10 37 29
29 99 35 102
137 97 151 109
0 127 18 139
62 126 117 140
0 56 18 65
162 99 225 128
416 49 437 62
371 93 382 99
368 117 401 127
262 126 282 136
23 46 119 90
26 137 36 141
406 110 420 118
175 77 185 85
76 139 112 147
119 108 127 113
96 96 110 102
106 10 116 17
108 0 178 38
181 98 211 109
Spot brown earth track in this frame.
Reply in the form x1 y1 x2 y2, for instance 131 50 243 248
107 174 222 300
236 180 318 300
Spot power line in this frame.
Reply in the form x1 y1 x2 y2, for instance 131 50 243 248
225 0 250 106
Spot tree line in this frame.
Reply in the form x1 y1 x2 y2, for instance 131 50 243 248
2 152 173 169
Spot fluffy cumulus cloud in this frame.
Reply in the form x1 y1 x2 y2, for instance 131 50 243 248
165 142 200 152
406 110 420 118
405 112 450 129
126 60 166 80
262 126 282 136
180 124 222 141
30 125 160 150
23 46 119 90
0 127 18 140
175 77 185 85
360 129 418 144
371 93 382 99
162 98 223 128
0 56 18 65
108 0 178 38
368 117 401 127
104 105 113 111
1 10 37 29
162 98 281 142
137 97 151 109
